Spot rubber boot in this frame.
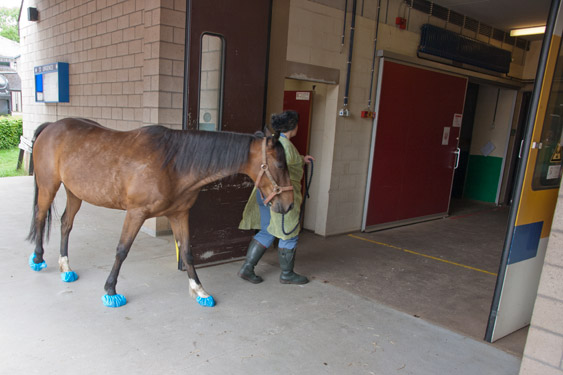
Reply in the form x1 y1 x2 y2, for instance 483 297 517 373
238 239 267 283
278 247 309 284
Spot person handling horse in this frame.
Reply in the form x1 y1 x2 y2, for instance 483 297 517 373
238 110 314 285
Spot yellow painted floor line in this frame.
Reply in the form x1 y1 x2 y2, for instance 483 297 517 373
347 234 498 277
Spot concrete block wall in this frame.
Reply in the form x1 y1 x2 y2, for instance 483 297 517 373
287 0 376 235
286 0 534 235
309 0 531 78
19 0 185 140
520 186 563 374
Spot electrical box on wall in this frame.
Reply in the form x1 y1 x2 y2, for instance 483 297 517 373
34 62 69 103
361 110 376 119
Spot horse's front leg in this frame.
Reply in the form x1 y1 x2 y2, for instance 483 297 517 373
168 212 215 307
102 209 146 307
58 187 82 282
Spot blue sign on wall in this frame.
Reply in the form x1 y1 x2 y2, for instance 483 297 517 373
34 62 69 103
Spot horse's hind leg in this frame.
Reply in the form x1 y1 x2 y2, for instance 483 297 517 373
29 178 60 271
102 209 146 307
58 187 82 282
168 212 215 307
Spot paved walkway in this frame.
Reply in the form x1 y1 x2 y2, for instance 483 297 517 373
0 177 520 374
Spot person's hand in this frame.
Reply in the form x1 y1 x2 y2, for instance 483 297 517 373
304 155 315 164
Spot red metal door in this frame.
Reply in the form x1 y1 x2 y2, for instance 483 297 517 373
283 90 313 198
184 0 271 264
364 60 467 230
283 90 313 156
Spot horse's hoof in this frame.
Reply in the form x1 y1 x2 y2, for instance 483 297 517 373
196 295 216 307
29 253 47 272
102 294 127 308
61 271 78 282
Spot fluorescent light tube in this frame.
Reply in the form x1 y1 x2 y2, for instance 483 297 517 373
510 26 546 37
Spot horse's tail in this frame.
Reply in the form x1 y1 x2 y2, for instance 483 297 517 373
26 176 53 243
32 122 53 147
26 122 54 243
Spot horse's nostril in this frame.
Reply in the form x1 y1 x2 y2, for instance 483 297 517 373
288 203 294 212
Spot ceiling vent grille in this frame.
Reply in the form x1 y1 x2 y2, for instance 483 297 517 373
419 23 512 73
406 0 530 51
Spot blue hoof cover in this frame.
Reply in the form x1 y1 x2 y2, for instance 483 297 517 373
102 294 127 308
29 253 47 272
61 271 78 282
196 295 216 307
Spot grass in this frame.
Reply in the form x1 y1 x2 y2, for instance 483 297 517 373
0 147 29 177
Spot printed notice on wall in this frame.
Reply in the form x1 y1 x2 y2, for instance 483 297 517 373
452 113 462 128
547 165 562 180
296 92 310 100
43 72 60 102
481 141 495 157
442 127 451 145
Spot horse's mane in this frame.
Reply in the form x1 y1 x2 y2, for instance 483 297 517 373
142 126 285 177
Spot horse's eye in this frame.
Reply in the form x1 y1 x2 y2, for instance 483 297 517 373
275 162 284 169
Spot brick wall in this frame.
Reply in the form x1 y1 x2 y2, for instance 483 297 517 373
19 0 185 140
142 0 185 129
520 187 563 374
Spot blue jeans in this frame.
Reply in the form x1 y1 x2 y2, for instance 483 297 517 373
254 192 299 249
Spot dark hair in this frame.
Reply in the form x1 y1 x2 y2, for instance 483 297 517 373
142 126 286 178
271 110 299 133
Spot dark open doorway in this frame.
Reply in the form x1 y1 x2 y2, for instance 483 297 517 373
451 82 479 199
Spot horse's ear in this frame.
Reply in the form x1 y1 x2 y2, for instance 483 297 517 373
263 123 274 137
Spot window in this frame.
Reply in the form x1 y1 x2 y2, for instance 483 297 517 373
198 33 225 131
532 36 563 190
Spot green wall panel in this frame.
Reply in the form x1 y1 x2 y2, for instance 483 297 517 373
464 155 503 203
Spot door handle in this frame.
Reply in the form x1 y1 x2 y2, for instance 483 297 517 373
454 148 461 169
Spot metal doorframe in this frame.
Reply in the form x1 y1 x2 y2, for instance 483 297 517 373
362 56 385 231
485 0 561 342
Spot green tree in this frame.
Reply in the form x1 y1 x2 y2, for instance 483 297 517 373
0 7 19 43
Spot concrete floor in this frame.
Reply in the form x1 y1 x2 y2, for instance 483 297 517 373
0 176 521 374
264 199 528 357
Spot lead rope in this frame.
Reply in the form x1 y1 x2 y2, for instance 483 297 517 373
281 160 314 236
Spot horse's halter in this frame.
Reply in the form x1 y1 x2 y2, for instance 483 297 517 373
254 137 293 206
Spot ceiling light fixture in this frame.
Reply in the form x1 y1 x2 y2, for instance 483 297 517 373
510 26 546 37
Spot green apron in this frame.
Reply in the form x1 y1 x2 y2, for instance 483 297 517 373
239 136 304 240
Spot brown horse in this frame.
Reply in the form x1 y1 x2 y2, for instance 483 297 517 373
27 117 294 308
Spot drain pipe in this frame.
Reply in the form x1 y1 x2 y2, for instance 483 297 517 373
340 0 357 117
340 0 348 53
367 0 382 110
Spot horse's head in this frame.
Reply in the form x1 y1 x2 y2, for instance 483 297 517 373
251 135 294 214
